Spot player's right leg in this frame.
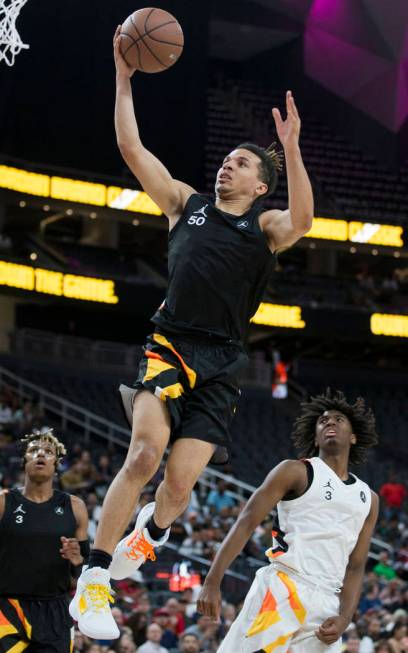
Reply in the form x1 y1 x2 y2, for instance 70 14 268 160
70 390 170 640
217 567 305 653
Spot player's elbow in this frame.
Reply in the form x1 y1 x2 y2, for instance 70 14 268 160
293 210 313 237
117 140 140 161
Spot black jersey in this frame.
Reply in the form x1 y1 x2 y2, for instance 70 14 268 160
0 489 76 598
152 194 275 344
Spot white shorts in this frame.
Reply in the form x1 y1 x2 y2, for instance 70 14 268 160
218 565 341 653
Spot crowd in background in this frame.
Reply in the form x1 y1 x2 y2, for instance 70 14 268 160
1 385 408 652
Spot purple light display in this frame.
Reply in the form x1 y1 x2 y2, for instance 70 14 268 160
304 0 408 132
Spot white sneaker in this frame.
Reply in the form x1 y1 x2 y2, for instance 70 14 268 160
109 502 170 580
69 566 120 640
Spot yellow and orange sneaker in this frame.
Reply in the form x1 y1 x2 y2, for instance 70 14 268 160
69 567 120 639
109 502 169 580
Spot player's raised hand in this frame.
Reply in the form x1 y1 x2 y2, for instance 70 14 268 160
315 616 348 645
272 91 301 151
196 583 222 622
60 536 83 566
113 26 136 78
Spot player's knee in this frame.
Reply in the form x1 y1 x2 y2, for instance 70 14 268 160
124 444 161 482
164 476 192 505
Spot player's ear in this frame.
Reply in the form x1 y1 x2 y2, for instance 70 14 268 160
350 433 357 445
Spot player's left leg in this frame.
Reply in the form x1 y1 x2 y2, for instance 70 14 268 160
109 437 214 580
0 598 30 653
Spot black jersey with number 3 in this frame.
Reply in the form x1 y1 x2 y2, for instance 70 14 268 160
0 489 76 598
152 194 275 344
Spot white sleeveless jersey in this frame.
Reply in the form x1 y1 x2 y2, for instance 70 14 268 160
266 457 372 590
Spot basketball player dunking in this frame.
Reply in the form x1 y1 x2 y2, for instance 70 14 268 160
71 28 314 639
0 429 89 653
197 390 379 653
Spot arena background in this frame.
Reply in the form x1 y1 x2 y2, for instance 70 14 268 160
0 1 408 651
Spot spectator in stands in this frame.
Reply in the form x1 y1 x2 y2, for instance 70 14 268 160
360 618 382 652
0 398 13 426
344 634 362 652
206 480 235 514
78 450 100 485
165 597 185 634
380 474 407 518
118 633 137 653
388 622 407 653
60 460 89 492
374 552 397 581
73 629 89 653
138 623 168 653
180 526 205 558
384 517 402 547
375 642 394 653
127 610 148 647
184 615 220 651
175 632 200 653
152 608 178 649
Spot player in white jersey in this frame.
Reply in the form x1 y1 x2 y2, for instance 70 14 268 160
197 389 379 652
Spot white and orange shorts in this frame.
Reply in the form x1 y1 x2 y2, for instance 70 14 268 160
218 565 341 653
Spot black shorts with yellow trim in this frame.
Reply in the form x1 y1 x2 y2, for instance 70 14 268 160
0 596 73 653
128 331 249 460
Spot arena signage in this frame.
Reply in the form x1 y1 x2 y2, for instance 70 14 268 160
0 260 119 304
370 313 408 338
0 164 405 246
251 302 306 329
306 218 403 248
0 164 162 215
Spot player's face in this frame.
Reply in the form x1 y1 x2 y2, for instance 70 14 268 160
314 410 356 455
25 439 57 479
215 149 268 200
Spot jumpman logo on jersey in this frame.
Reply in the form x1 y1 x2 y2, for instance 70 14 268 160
13 504 26 514
193 205 208 217
237 220 249 229
324 479 334 500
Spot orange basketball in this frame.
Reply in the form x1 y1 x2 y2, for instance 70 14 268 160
120 7 184 73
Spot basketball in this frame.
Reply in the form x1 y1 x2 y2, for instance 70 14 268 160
120 7 184 73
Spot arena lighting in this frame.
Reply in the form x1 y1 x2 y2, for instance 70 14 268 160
251 302 306 329
370 313 408 338
0 260 119 304
305 218 403 248
0 164 162 216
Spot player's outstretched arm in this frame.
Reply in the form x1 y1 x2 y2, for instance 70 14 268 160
262 91 314 252
315 491 379 646
113 27 195 223
197 460 308 620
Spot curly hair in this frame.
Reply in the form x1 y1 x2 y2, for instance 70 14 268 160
20 428 66 467
292 388 378 465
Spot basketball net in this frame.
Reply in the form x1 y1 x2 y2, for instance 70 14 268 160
0 0 29 66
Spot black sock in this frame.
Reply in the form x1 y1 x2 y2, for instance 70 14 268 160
146 516 168 541
87 549 112 570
